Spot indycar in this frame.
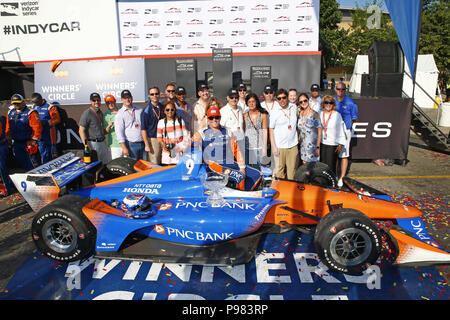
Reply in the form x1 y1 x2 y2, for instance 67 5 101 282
9 147 450 275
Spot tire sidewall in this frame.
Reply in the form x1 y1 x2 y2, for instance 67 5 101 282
32 205 95 262
314 209 382 274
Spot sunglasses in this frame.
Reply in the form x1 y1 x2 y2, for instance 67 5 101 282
91 99 101 103
238 89 246 92
299 99 308 104
324 101 335 105
149 93 160 96
165 109 176 112
208 116 221 120
277 96 287 100
264 91 274 94
229 96 239 100
336 88 346 91
167 90 176 93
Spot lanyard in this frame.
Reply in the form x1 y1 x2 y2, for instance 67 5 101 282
151 104 160 120
321 111 334 137
89 107 103 125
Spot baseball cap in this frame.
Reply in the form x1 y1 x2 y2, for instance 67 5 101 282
11 94 24 104
207 106 221 118
90 92 101 101
104 94 116 103
264 85 273 93
176 86 186 95
238 83 246 90
121 89 132 98
310 84 320 91
228 88 238 97
198 83 209 91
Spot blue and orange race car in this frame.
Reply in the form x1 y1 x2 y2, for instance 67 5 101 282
9 148 450 275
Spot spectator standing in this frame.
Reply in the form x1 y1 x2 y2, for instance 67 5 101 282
297 93 321 164
0 114 14 195
237 83 248 113
269 89 299 180
164 82 177 104
220 88 245 161
157 101 189 165
141 87 163 164
261 85 279 115
103 94 121 161
334 82 358 188
115 90 144 160
31 92 61 164
6 94 42 171
51 101 68 157
319 95 346 176
288 88 298 105
243 93 268 169
193 84 210 132
174 86 193 134
79 93 108 165
309 84 322 113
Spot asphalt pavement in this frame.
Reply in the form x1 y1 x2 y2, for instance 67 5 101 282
0 128 448 294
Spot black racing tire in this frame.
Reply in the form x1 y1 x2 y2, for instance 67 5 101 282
294 162 338 188
31 195 96 262
314 208 382 274
103 157 137 179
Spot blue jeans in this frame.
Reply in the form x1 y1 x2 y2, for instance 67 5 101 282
126 141 145 160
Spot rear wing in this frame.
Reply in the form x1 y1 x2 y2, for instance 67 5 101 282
10 152 100 212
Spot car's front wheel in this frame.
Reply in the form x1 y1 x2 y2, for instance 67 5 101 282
314 208 382 274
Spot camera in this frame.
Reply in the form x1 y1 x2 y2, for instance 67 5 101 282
165 143 176 158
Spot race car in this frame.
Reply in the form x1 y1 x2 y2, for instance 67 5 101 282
9 148 450 275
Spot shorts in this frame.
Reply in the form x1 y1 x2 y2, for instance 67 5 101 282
339 127 352 158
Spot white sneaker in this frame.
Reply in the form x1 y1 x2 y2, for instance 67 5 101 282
337 178 343 188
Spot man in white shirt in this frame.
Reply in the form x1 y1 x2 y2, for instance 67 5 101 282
220 88 245 160
260 85 279 115
309 84 322 113
269 88 299 180
114 90 144 160
237 83 248 113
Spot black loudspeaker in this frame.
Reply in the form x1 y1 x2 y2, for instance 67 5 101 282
360 74 374 97
368 41 404 74
361 73 404 97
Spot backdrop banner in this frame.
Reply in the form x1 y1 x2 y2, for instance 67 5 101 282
351 98 413 160
34 58 147 105
118 0 320 56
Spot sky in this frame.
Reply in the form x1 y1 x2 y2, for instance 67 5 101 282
337 0 387 10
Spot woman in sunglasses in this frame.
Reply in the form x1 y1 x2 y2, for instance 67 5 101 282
297 93 322 165
318 95 346 176
156 101 189 165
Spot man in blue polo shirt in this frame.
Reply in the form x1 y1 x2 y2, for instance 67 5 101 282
141 86 164 164
335 82 358 188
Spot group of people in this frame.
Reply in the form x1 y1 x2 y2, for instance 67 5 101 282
0 79 358 195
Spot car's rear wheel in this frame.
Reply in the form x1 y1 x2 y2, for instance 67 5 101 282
314 208 382 274
32 195 96 262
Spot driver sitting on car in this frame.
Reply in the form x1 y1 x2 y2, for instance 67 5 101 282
192 105 261 191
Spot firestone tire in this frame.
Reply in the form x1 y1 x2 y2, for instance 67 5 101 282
314 209 382 274
31 195 96 262
294 162 337 188
106 157 137 176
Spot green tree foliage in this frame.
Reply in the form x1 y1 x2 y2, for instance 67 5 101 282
319 0 346 68
419 0 449 81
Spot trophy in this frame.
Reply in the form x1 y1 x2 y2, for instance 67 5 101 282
201 171 228 206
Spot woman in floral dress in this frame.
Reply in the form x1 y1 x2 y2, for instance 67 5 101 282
297 93 322 164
